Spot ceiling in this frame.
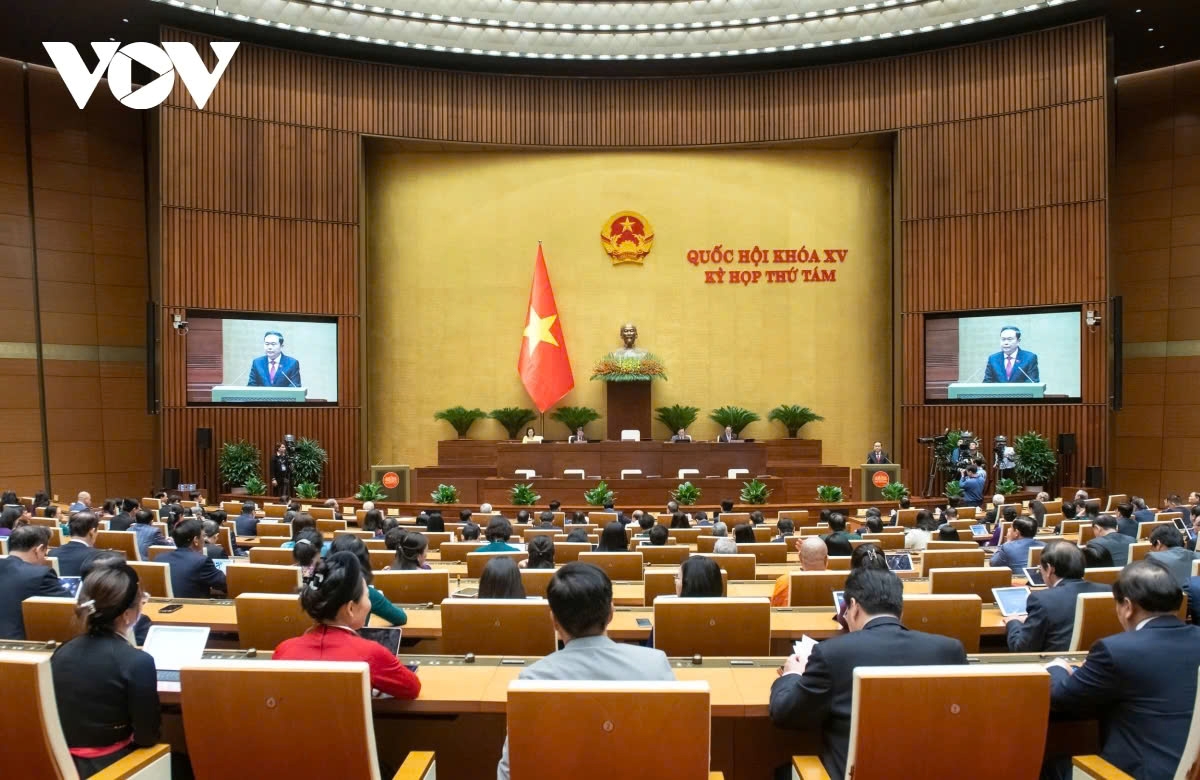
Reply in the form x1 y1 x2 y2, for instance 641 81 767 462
3 0 1196 77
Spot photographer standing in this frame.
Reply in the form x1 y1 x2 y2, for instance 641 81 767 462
271 442 291 499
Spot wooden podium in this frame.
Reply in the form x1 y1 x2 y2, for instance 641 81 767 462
860 463 902 502
605 381 652 440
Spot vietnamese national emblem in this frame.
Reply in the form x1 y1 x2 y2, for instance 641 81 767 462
600 211 654 265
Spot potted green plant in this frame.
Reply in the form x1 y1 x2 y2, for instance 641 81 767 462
709 406 761 436
243 476 267 496
671 481 701 506
654 404 701 438
944 480 964 502
740 479 772 505
489 407 538 440
1013 431 1057 491
431 484 460 504
817 485 844 503
291 438 328 486
511 483 541 506
880 482 909 501
295 482 320 500
433 406 488 438
767 405 825 438
218 439 261 491
583 480 614 507
551 406 602 437
995 477 1018 497
355 482 388 502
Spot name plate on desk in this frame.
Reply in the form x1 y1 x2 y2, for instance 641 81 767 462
210 386 307 403
946 382 1046 400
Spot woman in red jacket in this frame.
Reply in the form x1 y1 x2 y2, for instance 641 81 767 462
274 551 420 700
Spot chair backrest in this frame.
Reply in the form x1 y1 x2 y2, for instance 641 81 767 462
752 526 773 543
439 541 486 562
1139 519 1176 540
217 527 235 557
1028 545 1044 567
129 561 174 598
638 545 690 566
778 510 813 526
316 518 346 533
1077 523 1097 545
578 552 644 581
146 545 176 561
249 547 296 566
21 597 80 644
366 550 395 570
1082 567 1123 586
861 533 906 550
737 543 787 563
900 594 983 653
233 593 313 651
440 598 556 655
895 508 918 528
1171 668 1200 780
372 570 450 605
587 512 618 524
696 536 719 553
226 563 302 598
466 551 530 578
789 570 850 607
652 597 771 656
94 530 139 561
669 527 706 544
263 503 287 518
845 665 1049 779
181 660 392 779
507 680 712 779
415 532 453 551
519 568 556 598
1104 494 1128 513
1043 499 1063 514
308 508 335 521
644 569 728 604
550 542 592 564
257 522 291 538
924 540 980 550
0 651 79 778
221 501 243 516
695 553 756 580
927 567 1014 603
919 548 985 576
828 556 852 570
1067 591 1187 654
523 527 560 542
1129 541 1151 562
719 512 750 527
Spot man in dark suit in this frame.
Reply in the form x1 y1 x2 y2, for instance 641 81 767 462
234 500 260 538
1005 541 1109 652
247 330 302 388
0 526 72 639
1130 497 1155 534
48 511 102 577
107 497 139 532
865 441 890 464
1146 525 1200 587
982 325 1040 383
770 568 967 780
1048 560 1200 779
1087 514 1135 567
717 426 738 443
157 518 227 599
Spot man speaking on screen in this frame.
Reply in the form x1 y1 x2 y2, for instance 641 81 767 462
982 325 1039 383
247 331 302 388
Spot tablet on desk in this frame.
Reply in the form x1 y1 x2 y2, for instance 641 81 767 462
970 524 988 536
452 587 479 598
1022 567 1046 587
832 590 845 614
59 576 82 598
993 586 1031 617
212 559 231 573
885 552 913 572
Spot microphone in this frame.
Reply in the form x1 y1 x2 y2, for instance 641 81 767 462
280 364 301 389
1015 362 1038 384
226 365 251 387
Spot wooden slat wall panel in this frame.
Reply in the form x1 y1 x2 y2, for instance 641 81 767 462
157 19 1109 498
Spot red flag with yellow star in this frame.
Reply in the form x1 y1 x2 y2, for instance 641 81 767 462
518 244 574 413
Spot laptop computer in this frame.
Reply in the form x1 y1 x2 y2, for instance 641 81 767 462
144 625 210 685
993 586 1031 617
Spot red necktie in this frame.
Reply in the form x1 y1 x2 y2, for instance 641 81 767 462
269 360 277 383
1005 356 1014 379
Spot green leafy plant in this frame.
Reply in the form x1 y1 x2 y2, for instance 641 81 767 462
433 406 488 438
550 405 602 436
995 477 1019 497
880 482 909 501
355 482 388 502
291 438 328 486
431 484 460 504
671 481 701 506
489 407 538 440
295 482 320 500
655 404 701 437
943 480 964 500
218 439 262 489
740 479 772 505
817 485 844 503
510 483 541 506
583 480 614 507
767 405 825 438
709 405 761 436
936 429 966 477
243 476 267 496
1013 431 1057 488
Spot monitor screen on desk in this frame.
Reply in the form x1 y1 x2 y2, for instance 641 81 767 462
185 313 338 405
923 306 1081 402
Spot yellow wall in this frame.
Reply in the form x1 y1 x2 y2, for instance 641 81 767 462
366 146 893 469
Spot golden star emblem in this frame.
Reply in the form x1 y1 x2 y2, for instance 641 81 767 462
523 305 559 358
619 217 636 233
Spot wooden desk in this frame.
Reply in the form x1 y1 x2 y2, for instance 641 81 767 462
494 441 768 481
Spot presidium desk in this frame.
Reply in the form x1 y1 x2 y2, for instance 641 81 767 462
493 441 767 480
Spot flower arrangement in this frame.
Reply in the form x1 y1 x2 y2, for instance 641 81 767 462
591 353 668 382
